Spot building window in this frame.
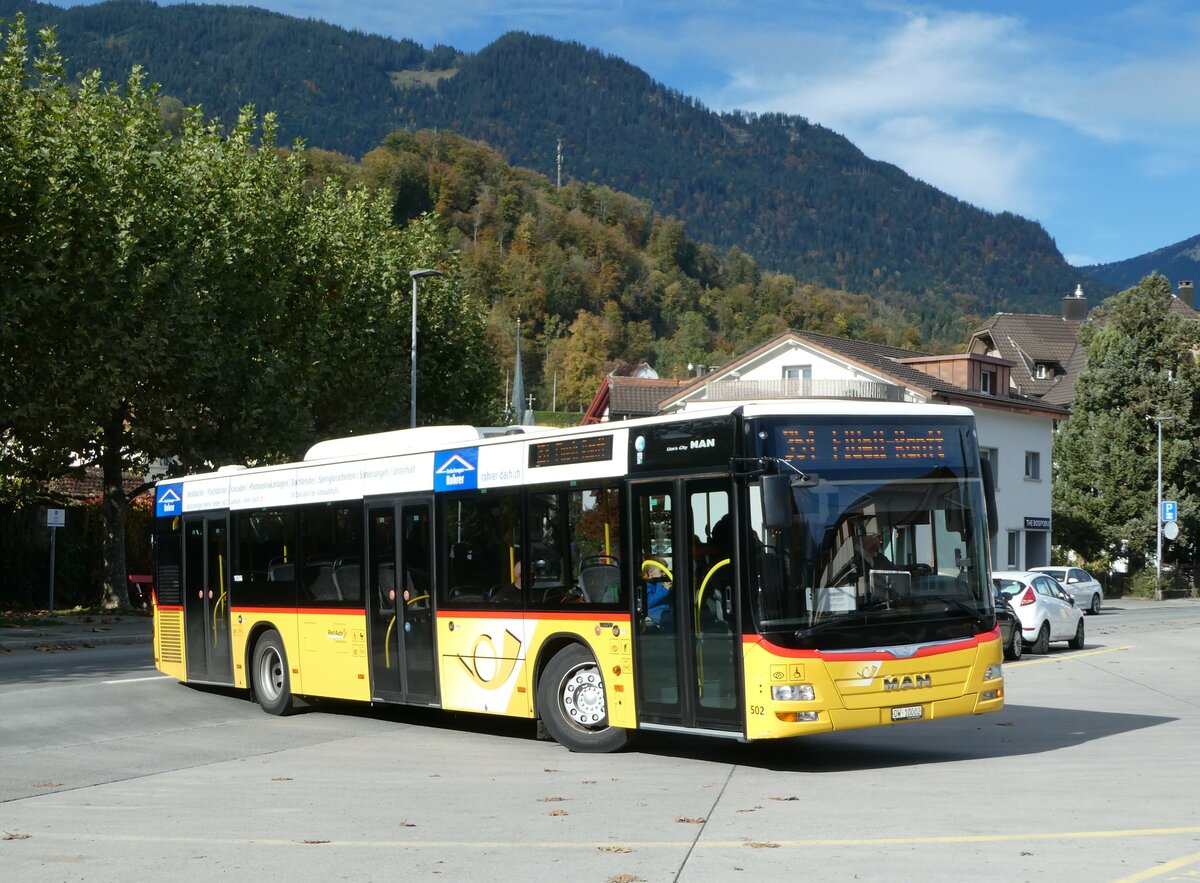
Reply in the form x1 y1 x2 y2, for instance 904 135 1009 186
1024 451 1041 480
1035 364 1049 379
980 447 998 486
782 365 812 381
980 370 995 394
1007 531 1020 569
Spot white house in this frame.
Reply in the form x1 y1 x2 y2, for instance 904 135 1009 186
646 330 1066 570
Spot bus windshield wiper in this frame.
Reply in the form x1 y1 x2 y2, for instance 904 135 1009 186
794 611 868 640
923 596 985 628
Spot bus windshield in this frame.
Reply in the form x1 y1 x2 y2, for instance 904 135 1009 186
747 418 994 650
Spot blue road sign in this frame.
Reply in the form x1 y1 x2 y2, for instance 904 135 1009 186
1161 500 1178 523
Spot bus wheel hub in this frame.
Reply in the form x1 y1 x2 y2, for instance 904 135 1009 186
563 667 606 728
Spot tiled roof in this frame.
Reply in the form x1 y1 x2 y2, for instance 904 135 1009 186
46 469 148 500
1167 297 1200 319
609 376 694 417
970 313 1083 396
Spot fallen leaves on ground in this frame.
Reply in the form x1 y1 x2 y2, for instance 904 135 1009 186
399 820 417 827
769 796 798 801
546 809 568 817
598 846 632 854
538 796 567 802
606 876 643 883
33 644 75 652
747 841 781 849
298 839 330 845
3 832 31 840
675 816 705 824
736 806 762 813
271 777 292 781
34 782 63 788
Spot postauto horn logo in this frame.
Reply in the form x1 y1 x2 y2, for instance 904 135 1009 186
434 448 479 492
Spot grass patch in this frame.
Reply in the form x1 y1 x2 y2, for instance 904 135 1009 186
389 68 457 89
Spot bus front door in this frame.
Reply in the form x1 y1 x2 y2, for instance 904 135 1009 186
631 478 741 733
367 498 439 704
182 514 233 684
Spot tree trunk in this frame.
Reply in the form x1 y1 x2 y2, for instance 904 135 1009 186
100 420 131 610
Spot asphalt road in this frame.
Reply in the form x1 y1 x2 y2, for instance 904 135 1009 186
1 601 1198 882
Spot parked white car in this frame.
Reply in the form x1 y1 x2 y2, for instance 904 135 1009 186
1029 566 1103 615
993 571 1085 654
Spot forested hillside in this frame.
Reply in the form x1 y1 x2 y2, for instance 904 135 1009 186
322 129 921 412
1082 234 1200 292
2 1 1096 338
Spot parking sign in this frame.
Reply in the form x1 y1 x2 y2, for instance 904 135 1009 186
1161 500 1178 522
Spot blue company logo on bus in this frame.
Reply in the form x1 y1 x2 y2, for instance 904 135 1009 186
155 484 183 517
434 448 479 492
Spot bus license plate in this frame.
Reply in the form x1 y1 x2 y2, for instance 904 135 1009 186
891 705 923 721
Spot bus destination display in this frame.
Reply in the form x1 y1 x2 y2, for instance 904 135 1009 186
778 426 953 466
529 434 614 468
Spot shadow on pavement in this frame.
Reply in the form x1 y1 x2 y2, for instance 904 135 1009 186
186 681 1173 773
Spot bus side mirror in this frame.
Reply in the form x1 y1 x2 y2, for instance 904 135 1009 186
980 459 998 538
761 474 792 531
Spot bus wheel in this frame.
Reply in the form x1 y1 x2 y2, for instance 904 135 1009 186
537 645 629 753
252 630 295 716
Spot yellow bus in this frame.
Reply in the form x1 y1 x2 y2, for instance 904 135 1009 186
152 401 1004 752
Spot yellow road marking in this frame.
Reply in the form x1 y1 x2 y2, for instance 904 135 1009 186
1112 848 1200 882
1007 645 1132 667
20 825 1200 850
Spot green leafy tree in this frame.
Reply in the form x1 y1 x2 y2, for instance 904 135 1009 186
1052 274 1200 573
0 18 497 607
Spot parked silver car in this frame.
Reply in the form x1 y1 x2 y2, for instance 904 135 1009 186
1030 566 1103 615
993 571 1085 654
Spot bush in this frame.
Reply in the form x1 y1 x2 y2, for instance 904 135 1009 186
1127 569 1160 599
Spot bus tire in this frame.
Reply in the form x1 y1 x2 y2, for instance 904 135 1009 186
537 644 629 753
252 630 295 716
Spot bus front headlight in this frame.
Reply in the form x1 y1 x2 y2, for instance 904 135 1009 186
772 684 815 702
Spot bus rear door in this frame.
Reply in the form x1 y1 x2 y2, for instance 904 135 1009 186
182 514 233 684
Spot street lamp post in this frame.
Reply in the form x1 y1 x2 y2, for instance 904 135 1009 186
409 268 444 428
1154 415 1175 599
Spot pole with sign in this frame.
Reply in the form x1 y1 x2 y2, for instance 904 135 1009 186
46 508 65 612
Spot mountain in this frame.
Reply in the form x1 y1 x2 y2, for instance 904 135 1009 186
1081 234 1200 293
3 0 1095 326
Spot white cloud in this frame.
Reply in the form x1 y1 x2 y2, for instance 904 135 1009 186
868 116 1044 215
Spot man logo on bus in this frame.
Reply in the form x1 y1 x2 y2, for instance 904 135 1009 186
883 674 932 692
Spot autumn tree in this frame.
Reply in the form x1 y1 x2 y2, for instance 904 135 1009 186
0 18 497 607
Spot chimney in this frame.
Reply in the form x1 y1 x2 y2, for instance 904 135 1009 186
1179 280 1196 311
1061 283 1087 321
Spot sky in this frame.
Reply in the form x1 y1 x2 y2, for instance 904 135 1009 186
59 1 1200 267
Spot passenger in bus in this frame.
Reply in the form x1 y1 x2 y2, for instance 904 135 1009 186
488 558 523 605
643 559 674 630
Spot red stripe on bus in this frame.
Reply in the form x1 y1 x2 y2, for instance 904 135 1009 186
746 629 997 659
231 606 367 617
156 604 183 612
435 609 631 622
